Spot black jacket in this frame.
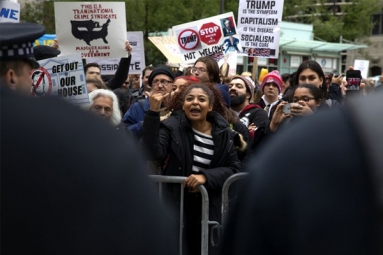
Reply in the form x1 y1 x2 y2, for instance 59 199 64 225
106 55 132 90
0 87 177 255
221 97 383 255
142 110 241 221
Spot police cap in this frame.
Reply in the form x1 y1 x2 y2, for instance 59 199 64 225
0 22 45 68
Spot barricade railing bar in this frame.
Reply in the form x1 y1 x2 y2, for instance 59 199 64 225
149 175 210 255
221 173 249 230
150 173 249 255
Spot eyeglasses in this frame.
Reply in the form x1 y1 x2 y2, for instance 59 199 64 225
152 79 173 86
292 97 316 103
191 67 207 73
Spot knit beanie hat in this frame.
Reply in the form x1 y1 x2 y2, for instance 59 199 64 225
230 75 254 94
148 65 175 87
216 84 230 108
261 70 282 93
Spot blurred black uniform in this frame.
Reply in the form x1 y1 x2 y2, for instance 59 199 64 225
0 87 177 255
221 95 383 255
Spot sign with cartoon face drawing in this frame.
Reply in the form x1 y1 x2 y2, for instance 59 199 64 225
54 2 127 58
173 12 241 64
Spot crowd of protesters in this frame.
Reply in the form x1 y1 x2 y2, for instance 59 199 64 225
73 45 383 254
2 19 383 255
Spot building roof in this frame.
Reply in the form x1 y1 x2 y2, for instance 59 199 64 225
280 37 367 53
279 21 367 53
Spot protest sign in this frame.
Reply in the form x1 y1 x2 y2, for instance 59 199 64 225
218 52 238 76
354 59 370 78
31 54 89 105
88 31 146 75
172 12 241 64
148 36 181 64
35 34 57 47
0 1 20 23
237 0 284 58
54 2 127 58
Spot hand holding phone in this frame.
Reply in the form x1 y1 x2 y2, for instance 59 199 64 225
282 103 291 114
346 70 362 91
283 103 301 114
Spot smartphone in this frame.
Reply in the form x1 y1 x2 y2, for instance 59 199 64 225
346 70 362 91
282 103 291 114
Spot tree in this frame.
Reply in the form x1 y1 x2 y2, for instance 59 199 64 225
20 1 55 34
282 0 381 42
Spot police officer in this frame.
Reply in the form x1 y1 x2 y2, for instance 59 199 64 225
0 22 45 94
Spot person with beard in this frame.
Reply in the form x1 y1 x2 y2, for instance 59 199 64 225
229 75 269 138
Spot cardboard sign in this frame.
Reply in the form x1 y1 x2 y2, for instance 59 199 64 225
218 52 238 76
54 2 127 58
88 31 146 75
31 54 89 105
237 0 284 58
148 36 181 64
35 34 57 47
0 1 20 23
172 12 241 64
354 59 370 78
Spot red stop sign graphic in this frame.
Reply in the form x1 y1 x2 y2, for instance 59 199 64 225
199 22 222 45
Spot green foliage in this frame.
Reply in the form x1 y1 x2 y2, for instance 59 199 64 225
20 1 55 34
283 0 381 42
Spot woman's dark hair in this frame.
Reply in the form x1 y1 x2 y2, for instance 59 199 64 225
194 56 220 84
293 83 328 110
166 83 225 117
223 107 240 124
289 72 297 89
182 83 215 106
281 73 290 83
294 60 327 99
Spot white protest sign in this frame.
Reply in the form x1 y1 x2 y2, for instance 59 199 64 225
54 2 127 58
218 52 238 76
31 54 89 105
148 36 181 64
354 59 370 78
0 1 20 23
237 0 284 58
172 12 241 64
88 31 146 75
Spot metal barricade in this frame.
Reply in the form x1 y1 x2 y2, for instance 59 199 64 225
150 175 212 255
221 172 249 230
150 173 248 254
